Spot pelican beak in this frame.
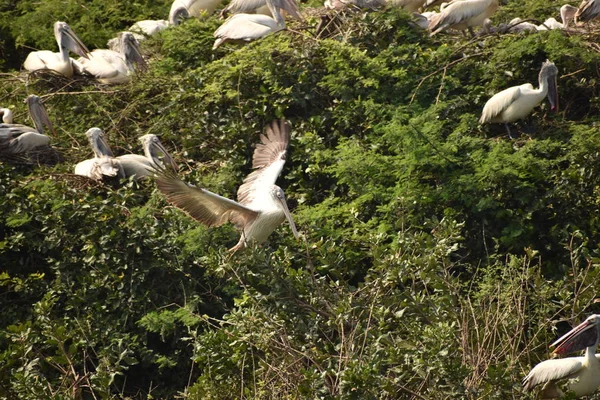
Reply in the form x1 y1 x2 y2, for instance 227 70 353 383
26 95 56 136
123 34 147 72
64 26 91 59
547 74 559 113
278 195 299 239
551 317 599 355
150 140 179 172
96 134 114 158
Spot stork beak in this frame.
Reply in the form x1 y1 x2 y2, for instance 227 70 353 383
278 196 299 239
150 140 179 172
547 74 558 113
26 95 56 136
551 317 599 355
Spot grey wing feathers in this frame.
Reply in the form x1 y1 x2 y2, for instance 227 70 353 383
522 358 583 391
154 169 259 229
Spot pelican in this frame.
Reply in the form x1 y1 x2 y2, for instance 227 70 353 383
428 0 499 36
479 60 558 138
23 21 90 78
221 0 301 26
170 0 223 18
523 314 600 398
575 0 600 23
78 32 146 85
0 95 55 154
213 14 285 49
154 119 299 253
74 128 124 181
324 0 386 9
116 134 178 179
538 5 577 30
388 0 427 12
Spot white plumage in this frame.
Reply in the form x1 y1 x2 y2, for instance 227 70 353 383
74 128 124 181
428 0 499 35
116 134 178 180
213 14 285 49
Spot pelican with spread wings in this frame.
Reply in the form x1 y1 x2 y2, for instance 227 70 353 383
154 119 299 252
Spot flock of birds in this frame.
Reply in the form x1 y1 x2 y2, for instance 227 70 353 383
2 0 600 396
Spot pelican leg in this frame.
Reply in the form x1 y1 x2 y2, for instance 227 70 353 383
504 123 514 139
468 27 476 37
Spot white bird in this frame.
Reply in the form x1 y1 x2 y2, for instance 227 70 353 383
116 134 178 180
0 95 55 154
154 119 299 253
213 14 285 49
388 0 427 12
170 0 223 19
78 32 146 85
479 60 558 138
575 0 600 23
324 0 386 9
74 128 124 181
505 17 538 32
523 314 600 398
221 0 301 25
23 21 90 78
537 5 578 30
428 0 499 36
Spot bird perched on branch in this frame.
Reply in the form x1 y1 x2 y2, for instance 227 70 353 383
428 0 498 36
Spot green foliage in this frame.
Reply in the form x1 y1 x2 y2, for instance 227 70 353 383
3 0 600 398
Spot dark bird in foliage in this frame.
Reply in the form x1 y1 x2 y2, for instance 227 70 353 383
428 0 498 36
116 134 179 180
23 21 90 78
523 314 600 398
74 128 124 181
575 0 600 23
154 119 299 253
479 60 558 138
0 95 62 165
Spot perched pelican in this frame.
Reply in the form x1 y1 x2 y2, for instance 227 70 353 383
388 0 427 12
324 0 386 9
74 128 124 181
0 95 55 154
213 14 285 49
538 5 577 30
154 119 299 253
428 0 499 36
575 0 600 23
78 32 146 85
523 314 600 398
23 21 90 78
116 134 178 179
479 60 558 138
221 0 301 25
170 0 223 18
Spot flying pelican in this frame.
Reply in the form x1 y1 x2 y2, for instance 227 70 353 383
78 32 146 85
213 14 285 49
170 0 223 18
154 119 299 253
23 21 90 78
538 5 577 30
116 134 178 179
479 60 558 138
523 314 600 398
221 0 301 26
428 0 499 36
575 0 600 23
0 95 55 154
74 128 124 181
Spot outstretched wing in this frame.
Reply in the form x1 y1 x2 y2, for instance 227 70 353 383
237 119 291 206
155 168 259 230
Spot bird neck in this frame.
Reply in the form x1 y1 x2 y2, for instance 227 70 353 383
1 108 13 124
537 74 549 96
585 342 599 362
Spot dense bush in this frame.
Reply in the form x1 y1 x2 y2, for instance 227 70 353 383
2 0 600 398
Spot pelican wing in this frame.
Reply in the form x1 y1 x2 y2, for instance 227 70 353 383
214 14 280 44
429 0 491 32
479 84 529 124
237 119 290 206
155 170 259 229
79 50 127 80
523 357 583 391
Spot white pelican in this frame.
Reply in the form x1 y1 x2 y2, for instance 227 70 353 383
0 95 55 154
324 0 386 9
221 0 301 26
213 14 285 49
538 5 577 30
479 60 558 138
154 119 299 253
523 314 600 398
170 0 223 18
388 0 426 12
23 21 90 78
428 0 499 36
74 128 124 181
575 0 600 23
78 32 146 85
116 134 178 180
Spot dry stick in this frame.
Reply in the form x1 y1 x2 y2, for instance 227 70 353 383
410 52 485 105
560 68 586 79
